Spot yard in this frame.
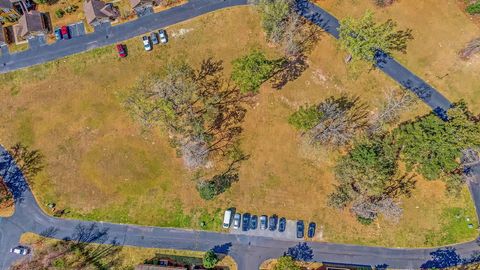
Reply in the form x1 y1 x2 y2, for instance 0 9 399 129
0 2 479 248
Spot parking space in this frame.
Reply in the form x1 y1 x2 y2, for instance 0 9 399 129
68 22 86 38
28 35 46 48
135 6 154 17
0 45 9 56
230 219 299 241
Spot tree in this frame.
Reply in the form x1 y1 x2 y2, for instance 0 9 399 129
369 88 417 134
274 256 301 270
459 37 480 60
288 104 324 131
291 95 369 146
393 102 480 182
338 11 413 64
197 172 239 200
125 58 247 169
328 136 415 221
231 51 282 93
203 250 219 269
258 0 321 56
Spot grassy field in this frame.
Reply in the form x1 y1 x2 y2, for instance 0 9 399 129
0 4 478 248
314 0 480 114
19 233 237 269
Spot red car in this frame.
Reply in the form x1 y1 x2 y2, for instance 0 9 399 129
60 26 70 39
116 44 127 58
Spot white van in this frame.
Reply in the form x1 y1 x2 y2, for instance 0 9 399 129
223 209 232 228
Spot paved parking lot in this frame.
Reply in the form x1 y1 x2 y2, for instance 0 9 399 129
230 219 299 241
68 22 86 38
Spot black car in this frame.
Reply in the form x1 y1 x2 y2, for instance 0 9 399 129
250 215 258 230
308 222 316 238
296 220 304 239
268 215 278 231
278 217 286 232
242 213 251 231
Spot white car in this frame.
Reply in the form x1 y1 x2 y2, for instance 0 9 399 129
10 246 29 255
158 29 168 44
233 213 241 229
222 209 232 229
142 36 152 51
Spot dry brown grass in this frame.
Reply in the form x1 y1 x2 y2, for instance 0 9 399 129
0 5 477 247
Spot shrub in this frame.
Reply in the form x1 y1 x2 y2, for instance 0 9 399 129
288 105 324 131
357 216 374 225
203 250 219 269
55 9 65 18
467 2 480 15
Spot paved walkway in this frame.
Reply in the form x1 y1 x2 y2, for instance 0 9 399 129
1 1 480 270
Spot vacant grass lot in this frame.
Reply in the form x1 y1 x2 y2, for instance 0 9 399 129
0 4 477 247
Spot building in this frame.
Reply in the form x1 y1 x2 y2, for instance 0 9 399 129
129 0 161 9
134 264 187 270
0 25 14 45
84 0 120 26
14 10 49 40
0 0 26 25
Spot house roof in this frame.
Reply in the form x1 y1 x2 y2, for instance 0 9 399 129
134 265 187 270
17 11 45 37
0 0 13 9
84 0 119 24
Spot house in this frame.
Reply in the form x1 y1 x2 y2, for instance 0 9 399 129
0 0 25 25
134 264 187 270
13 10 48 40
84 0 119 26
129 0 161 9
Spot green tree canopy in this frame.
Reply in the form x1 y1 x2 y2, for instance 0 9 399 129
393 102 480 181
338 11 413 63
231 50 281 93
258 0 293 43
274 256 301 270
203 250 219 269
288 105 324 131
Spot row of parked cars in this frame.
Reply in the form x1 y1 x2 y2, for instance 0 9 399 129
223 210 316 239
54 26 71 40
142 29 168 51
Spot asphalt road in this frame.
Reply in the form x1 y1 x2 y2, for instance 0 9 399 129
1 0 479 269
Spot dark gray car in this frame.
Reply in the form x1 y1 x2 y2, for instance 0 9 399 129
150 32 159 45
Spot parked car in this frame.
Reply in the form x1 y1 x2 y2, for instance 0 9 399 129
222 209 232 229
10 246 29 255
242 213 251 231
278 217 286 232
150 32 159 45
54 28 62 40
142 36 152 51
250 215 258 230
296 220 304 239
268 215 278 231
158 29 168 44
116 44 127 58
308 222 316 238
233 213 241 229
260 215 268 230
60 25 70 39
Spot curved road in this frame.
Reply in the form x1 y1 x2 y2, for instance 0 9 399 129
1 0 480 269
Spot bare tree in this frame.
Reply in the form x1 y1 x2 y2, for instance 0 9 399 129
459 37 480 60
352 196 403 223
369 88 417 134
308 95 369 146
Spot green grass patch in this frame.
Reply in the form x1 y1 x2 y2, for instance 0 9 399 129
467 2 480 14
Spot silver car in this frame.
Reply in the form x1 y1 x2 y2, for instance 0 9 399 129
142 36 152 51
260 215 268 230
10 246 29 255
158 29 168 44
233 213 241 229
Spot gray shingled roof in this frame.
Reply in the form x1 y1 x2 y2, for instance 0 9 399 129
17 11 45 38
84 0 119 24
